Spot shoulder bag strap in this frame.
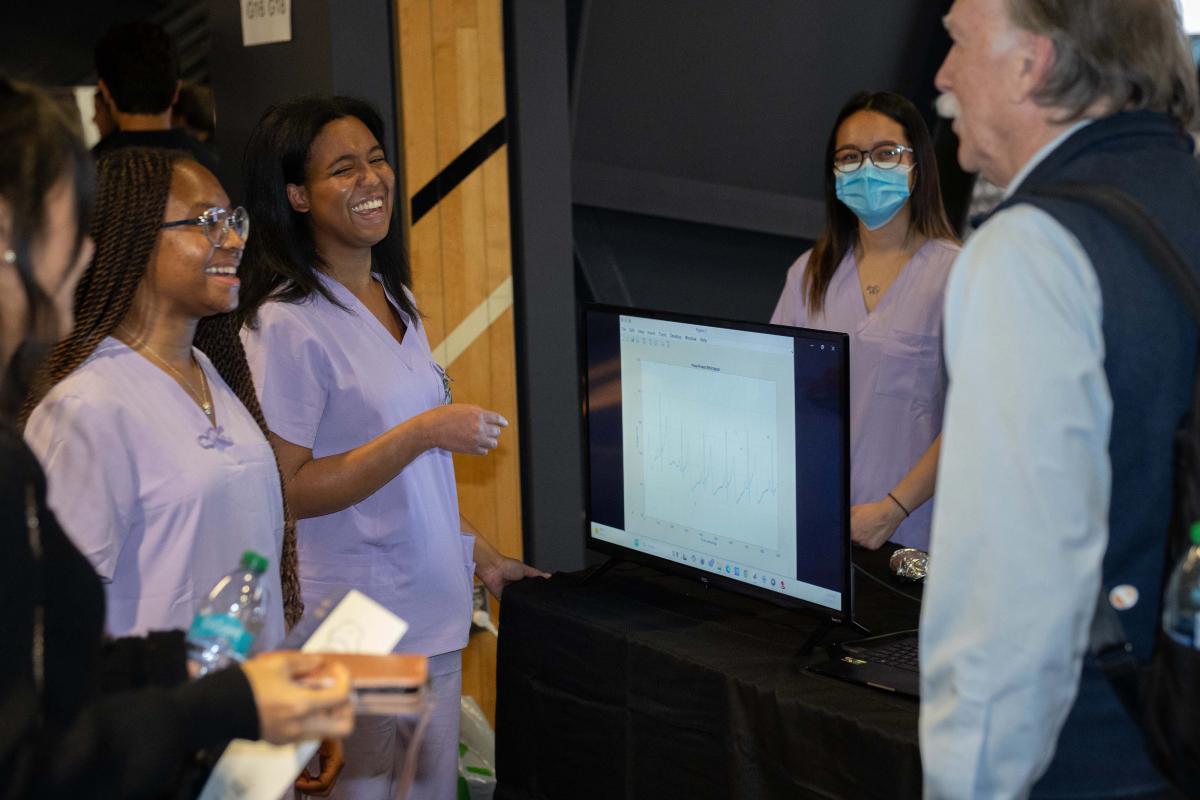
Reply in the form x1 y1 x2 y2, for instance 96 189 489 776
1024 182 1200 721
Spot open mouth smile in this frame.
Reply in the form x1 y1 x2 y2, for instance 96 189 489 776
351 197 386 216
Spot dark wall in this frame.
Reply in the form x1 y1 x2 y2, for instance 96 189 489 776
571 0 952 240
0 1 191 87
574 207 807 322
206 0 398 201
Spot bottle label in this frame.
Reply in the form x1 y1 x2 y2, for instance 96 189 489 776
188 613 253 657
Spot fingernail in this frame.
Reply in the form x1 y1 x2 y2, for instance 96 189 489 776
499 416 509 426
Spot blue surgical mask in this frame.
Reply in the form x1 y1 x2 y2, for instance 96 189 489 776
835 164 912 230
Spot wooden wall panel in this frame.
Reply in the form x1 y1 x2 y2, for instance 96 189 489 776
397 0 438 193
394 0 518 727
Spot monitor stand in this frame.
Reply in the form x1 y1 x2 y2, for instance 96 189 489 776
581 555 623 586
796 616 870 657
584 555 869 653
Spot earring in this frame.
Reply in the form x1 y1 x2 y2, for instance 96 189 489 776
2 249 14 265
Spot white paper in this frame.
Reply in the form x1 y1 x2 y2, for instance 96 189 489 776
300 590 409 654
239 0 292 47
197 739 316 800
198 590 408 800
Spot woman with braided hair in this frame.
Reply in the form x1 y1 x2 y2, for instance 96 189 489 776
0 78 352 799
22 147 301 655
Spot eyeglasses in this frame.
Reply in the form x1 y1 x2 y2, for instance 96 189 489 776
160 206 249 248
832 143 914 174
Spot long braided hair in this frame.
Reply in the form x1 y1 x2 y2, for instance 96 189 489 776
21 147 303 627
194 312 303 628
20 148 172 420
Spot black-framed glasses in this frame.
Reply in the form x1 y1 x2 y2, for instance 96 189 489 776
160 206 249 248
832 143 914 174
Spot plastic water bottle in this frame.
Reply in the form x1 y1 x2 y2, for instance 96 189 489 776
1162 522 1200 650
187 550 271 676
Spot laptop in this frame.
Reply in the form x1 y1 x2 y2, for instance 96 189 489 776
809 629 921 697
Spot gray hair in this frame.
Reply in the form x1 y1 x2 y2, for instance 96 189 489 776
1006 0 1199 128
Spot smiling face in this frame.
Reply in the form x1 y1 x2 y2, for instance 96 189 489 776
143 160 245 319
287 116 394 261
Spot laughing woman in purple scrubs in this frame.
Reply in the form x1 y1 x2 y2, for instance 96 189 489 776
238 96 545 800
772 92 959 552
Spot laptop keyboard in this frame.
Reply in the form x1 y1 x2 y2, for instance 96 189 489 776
844 636 920 672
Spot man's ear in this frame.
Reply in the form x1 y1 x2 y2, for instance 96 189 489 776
286 184 310 213
97 80 116 112
1012 31 1055 104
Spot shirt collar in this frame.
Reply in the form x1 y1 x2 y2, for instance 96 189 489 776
1003 118 1094 198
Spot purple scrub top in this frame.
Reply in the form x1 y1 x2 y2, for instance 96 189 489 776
25 338 287 646
771 238 958 550
241 272 473 657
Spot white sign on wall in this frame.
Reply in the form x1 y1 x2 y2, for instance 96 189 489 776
240 0 292 47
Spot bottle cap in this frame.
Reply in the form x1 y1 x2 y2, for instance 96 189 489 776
1191 521 1200 546
241 550 269 573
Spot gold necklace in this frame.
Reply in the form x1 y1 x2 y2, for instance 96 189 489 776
116 328 214 421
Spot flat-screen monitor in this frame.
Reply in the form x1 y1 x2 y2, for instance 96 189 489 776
582 304 852 620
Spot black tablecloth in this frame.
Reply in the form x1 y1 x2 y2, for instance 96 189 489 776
495 546 925 800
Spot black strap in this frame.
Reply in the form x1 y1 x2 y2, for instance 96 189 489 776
1025 182 1200 724
1031 182 1200 540
1028 184 1200 319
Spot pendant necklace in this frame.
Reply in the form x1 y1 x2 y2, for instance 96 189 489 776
117 328 214 421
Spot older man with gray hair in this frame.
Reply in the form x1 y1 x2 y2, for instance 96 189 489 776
921 0 1199 797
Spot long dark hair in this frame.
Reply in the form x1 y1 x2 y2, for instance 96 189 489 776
0 77 94 420
805 91 957 315
238 95 416 327
22 148 303 628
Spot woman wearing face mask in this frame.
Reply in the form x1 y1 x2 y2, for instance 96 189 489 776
772 91 959 552
0 78 351 799
238 95 546 800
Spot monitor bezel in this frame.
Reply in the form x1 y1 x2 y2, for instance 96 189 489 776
580 302 854 623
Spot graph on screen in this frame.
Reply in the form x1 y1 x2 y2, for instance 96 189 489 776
635 360 780 549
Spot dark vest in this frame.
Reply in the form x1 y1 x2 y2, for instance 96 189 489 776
988 112 1200 798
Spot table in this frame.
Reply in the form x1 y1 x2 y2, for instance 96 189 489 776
495 546 925 800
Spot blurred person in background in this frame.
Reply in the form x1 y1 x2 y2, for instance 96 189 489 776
173 81 216 143
91 21 218 175
92 87 116 142
172 80 219 170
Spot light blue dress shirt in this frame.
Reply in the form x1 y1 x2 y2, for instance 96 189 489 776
918 121 1118 799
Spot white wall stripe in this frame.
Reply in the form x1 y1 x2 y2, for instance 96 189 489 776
431 275 513 367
